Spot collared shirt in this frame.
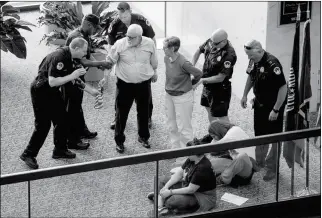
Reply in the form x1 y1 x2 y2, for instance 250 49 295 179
107 13 155 45
109 36 157 83
199 39 237 83
246 51 286 105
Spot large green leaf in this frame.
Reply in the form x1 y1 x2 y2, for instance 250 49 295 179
1 4 19 13
14 24 32 32
1 36 26 59
92 2 110 17
16 20 36 27
0 39 8 52
2 12 20 19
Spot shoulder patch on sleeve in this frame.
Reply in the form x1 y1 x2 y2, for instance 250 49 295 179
274 67 281 75
145 19 151 26
56 62 64 70
224 61 231 69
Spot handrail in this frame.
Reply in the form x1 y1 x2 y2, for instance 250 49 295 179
1 127 320 185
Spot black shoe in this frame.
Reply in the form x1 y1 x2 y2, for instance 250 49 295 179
52 149 76 159
68 141 90 150
148 118 152 129
147 192 154 201
80 131 97 139
263 170 276 181
138 137 151 148
116 144 125 153
110 120 116 130
199 134 213 144
20 154 39 169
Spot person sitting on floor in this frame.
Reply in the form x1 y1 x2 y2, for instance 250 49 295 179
187 120 260 187
146 142 217 217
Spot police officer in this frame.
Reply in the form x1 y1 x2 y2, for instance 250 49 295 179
64 14 112 150
241 39 287 181
192 28 237 124
106 2 156 130
20 38 89 169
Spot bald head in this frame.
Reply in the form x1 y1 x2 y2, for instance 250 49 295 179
127 24 143 37
244 39 263 50
211 28 228 43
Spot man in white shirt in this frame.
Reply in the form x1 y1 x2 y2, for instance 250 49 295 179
106 24 158 153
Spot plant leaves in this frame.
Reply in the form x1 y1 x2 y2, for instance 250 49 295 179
1 36 26 59
16 20 36 27
1 4 19 14
14 24 33 32
92 2 110 17
2 12 20 19
0 39 8 52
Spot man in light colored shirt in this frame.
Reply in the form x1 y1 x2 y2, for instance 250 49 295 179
106 24 158 153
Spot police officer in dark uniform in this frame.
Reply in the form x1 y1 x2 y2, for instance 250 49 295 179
106 2 156 130
64 14 112 150
20 38 89 169
192 28 237 125
241 39 287 181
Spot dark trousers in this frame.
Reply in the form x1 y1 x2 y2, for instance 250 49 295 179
113 85 153 120
254 101 285 171
61 80 89 144
114 78 151 145
23 79 68 157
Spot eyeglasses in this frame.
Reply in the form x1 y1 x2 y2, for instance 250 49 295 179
127 35 137 40
212 39 225 46
244 45 253 50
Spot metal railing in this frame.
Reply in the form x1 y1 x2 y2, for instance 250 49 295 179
1 127 320 218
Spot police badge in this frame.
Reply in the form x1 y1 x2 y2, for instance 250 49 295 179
57 62 64 70
260 67 264 73
217 56 221 62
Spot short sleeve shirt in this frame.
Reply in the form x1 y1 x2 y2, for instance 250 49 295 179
246 51 286 105
107 13 155 45
199 39 237 83
181 156 217 192
37 47 74 89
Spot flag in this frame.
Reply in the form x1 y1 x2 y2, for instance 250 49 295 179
298 19 312 130
283 7 304 169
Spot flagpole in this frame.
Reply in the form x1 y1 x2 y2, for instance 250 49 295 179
290 4 301 197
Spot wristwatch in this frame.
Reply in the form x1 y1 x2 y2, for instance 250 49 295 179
272 108 279 113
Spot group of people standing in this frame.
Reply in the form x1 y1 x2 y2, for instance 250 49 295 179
19 2 288 215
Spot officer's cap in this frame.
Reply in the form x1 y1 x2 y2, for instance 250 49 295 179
117 2 131 12
84 14 100 27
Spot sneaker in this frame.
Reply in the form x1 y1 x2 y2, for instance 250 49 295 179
263 170 276 181
52 150 76 159
146 207 171 217
147 192 154 201
20 154 39 169
138 137 151 148
116 144 125 153
68 141 90 150
110 120 116 130
80 131 97 139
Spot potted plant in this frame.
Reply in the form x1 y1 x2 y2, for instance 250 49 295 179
0 4 36 59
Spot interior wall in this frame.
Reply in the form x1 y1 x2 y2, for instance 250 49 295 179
266 2 321 112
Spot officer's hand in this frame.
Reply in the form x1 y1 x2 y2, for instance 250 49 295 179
151 72 158 83
90 88 101 97
98 77 107 88
72 68 86 79
269 110 279 121
101 61 113 70
241 96 247 109
193 79 203 90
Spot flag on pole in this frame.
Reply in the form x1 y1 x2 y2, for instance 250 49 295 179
283 5 304 168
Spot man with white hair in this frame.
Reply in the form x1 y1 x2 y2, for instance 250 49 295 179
106 24 158 153
192 29 237 124
241 39 287 181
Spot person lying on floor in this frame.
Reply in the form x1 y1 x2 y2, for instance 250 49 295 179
187 120 260 187
146 142 217 217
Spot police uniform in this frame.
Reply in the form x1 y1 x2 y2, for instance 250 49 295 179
199 39 237 117
64 28 91 140
246 51 286 168
107 13 155 45
107 13 155 120
22 47 75 157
